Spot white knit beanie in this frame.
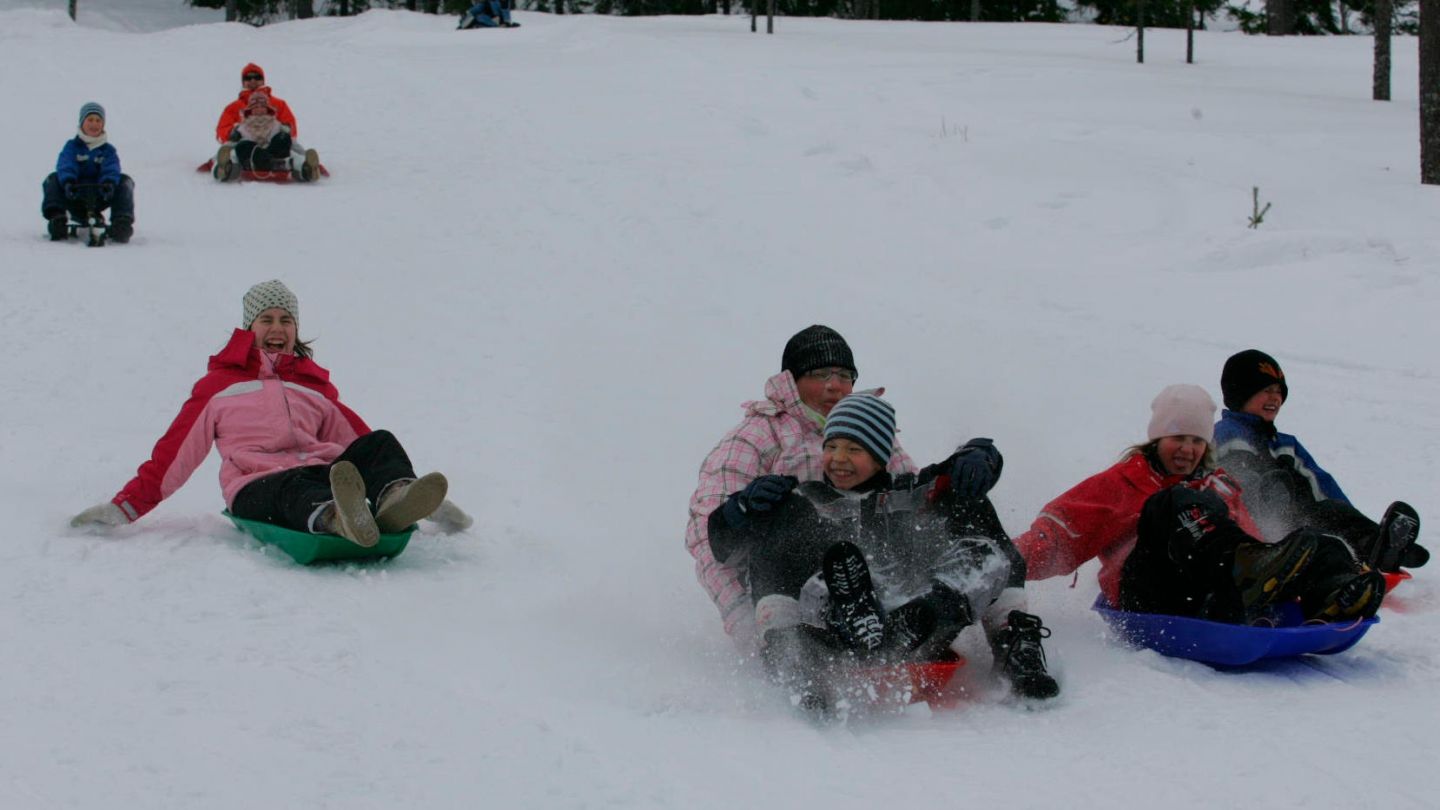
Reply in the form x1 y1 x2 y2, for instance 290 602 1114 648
1147 384 1216 443
242 280 298 328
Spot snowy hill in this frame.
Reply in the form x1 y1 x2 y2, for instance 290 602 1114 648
2 6 1437 808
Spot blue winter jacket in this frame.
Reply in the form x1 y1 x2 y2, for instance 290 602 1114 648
1213 409 1349 505
55 136 121 186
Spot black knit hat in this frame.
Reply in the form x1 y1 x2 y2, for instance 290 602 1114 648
781 325 856 379
1221 349 1288 410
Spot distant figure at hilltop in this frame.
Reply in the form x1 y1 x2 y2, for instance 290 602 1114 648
458 0 519 29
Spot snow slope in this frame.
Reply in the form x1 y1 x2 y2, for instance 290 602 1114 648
2 6 1437 808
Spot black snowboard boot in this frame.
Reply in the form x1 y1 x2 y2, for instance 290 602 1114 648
822 541 886 654
47 213 69 241
1230 532 1317 619
109 215 133 244
1368 501 1422 572
1303 570 1386 622
886 580 973 654
990 610 1059 700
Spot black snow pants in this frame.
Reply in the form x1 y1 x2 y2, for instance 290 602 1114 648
230 430 417 532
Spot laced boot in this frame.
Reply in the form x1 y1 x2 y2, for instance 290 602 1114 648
214 144 238 182
375 472 448 533
1231 533 1317 620
316 461 379 547
1304 571 1386 622
821 541 886 654
990 610 1060 700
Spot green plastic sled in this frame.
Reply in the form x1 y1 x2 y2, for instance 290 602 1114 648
224 512 413 565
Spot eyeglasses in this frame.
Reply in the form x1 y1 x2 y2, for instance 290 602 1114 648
243 74 264 81
803 368 857 383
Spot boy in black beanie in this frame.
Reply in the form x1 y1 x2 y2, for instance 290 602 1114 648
1213 349 1427 573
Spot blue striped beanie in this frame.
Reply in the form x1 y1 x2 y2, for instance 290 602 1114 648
78 102 105 126
823 393 896 465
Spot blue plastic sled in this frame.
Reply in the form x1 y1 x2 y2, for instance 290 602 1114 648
1093 596 1376 667
224 511 412 565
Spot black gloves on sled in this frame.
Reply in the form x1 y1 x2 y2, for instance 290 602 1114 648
63 182 78 201
949 438 1003 499
99 182 115 201
721 474 798 529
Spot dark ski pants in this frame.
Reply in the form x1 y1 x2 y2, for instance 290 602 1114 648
235 131 294 172
1118 487 1362 622
230 430 417 533
42 172 135 222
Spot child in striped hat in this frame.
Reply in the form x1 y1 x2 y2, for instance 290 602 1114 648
707 393 1058 715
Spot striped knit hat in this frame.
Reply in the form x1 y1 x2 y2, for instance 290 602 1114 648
823 393 896 465
78 101 105 126
242 280 299 328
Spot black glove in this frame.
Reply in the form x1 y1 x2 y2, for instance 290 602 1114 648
99 182 115 201
721 474 798 528
949 438 1002 498
1145 486 1233 563
63 182 78 201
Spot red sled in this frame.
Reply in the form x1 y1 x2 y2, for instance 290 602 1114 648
1382 569 1412 593
196 157 330 183
856 653 967 709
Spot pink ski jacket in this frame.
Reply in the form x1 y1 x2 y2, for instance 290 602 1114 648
685 371 916 641
1013 452 1258 605
112 330 370 521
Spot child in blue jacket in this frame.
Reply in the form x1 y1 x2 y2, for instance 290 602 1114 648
41 102 136 243
1214 349 1428 572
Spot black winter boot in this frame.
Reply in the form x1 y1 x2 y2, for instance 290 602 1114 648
47 213 69 241
822 541 886 653
1303 570 1386 622
990 610 1059 700
1367 501 1421 572
760 625 834 717
1230 533 1317 621
109 215 133 244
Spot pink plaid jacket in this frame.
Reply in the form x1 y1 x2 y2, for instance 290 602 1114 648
685 371 916 642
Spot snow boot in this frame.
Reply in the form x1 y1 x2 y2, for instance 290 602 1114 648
989 610 1059 700
298 148 320 182
374 472 448 533
109 215 133 244
1367 501 1422 572
1230 533 1317 619
821 541 885 654
760 623 836 718
1304 570 1386 622
886 580 973 654
320 461 380 547
214 144 238 182
47 213 69 241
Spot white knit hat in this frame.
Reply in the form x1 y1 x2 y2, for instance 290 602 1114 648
1147 384 1216 443
242 280 298 328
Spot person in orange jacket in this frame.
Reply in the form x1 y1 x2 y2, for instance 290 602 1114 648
214 63 298 144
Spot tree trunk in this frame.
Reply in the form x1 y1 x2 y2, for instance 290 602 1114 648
296 0 315 18
68 0 76 21
1186 2 1194 64
1267 0 1292 35
1137 0 1145 64
1340 1 1349 33
1375 0 1392 101
1422 0 1440 183
767 0 774 33
226 0 238 22
970 0 980 21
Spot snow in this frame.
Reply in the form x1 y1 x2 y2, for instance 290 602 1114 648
3 3 1438 807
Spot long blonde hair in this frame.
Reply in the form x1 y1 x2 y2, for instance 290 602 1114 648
1121 438 1216 475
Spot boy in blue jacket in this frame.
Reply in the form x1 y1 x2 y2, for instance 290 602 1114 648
1214 349 1427 573
41 102 135 243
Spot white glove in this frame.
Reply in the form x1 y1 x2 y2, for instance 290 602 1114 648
70 502 129 529
427 499 473 533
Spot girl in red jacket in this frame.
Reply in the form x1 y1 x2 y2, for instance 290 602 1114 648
1014 384 1384 624
69 281 469 546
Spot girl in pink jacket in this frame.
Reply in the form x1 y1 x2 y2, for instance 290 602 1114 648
70 280 468 547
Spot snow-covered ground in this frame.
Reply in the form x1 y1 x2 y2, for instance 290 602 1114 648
2 3 1437 808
